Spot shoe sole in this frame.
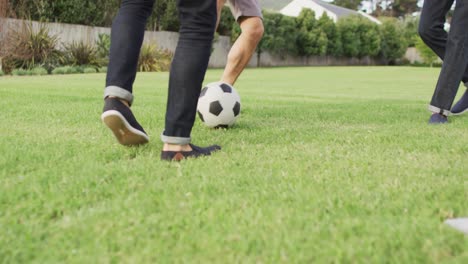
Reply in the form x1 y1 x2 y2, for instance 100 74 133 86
101 110 149 146
450 108 468 116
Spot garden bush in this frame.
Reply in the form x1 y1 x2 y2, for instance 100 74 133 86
83 67 97 74
63 41 100 67
12 68 32 76
31 67 48 75
138 44 173 72
1 21 62 72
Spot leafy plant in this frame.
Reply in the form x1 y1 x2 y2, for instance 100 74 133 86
2 21 62 71
96 33 110 65
83 67 97 74
31 66 48 75
379 18 408 65
415 37 438 67
52 66 75 74
138 43 173 72
63 41 100 67
12 68 32 76
98 66 108 73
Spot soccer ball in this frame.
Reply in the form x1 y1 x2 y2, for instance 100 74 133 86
197 82 241 128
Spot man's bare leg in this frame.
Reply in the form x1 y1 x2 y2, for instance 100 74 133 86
216 0 264 85
221 16 263 85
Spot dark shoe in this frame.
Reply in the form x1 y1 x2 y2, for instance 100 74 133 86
101 98 149 146
161 144 221 161
428 113 448 124
451 90 468 115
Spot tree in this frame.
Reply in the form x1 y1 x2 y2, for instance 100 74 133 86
0 0 11 17
338 17 361 57
379 18 408 64
371 0 419 18
295 9 328 57
9 0 120 26
217 6 235 36
332 0 362 10
317 13 343 57
391 0 419 17
158 0 179 31
357 18 381 58
254 12 297 65
400 14 419 47
338 15 380 58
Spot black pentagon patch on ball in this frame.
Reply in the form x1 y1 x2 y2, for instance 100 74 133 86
209 101 223 116
199 87 209 97
233 102 240 116
197 110 205 122
220 83 232 93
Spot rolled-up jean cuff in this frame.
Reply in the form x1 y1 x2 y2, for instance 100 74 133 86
160 133 191 145
428 105 451 116
104 86 134 105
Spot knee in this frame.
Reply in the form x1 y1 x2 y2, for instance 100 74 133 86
119 0 155 18
418 19 443 43
418 23 432 41
241 18 264 41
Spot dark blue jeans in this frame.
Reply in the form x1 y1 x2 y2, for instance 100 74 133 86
105 0 217 144
419 0 468 115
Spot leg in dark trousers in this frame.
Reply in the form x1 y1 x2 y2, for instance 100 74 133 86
160 0 222 161
419 0 468 116
161 0 217 144
105 0 155 105
427 0 468 120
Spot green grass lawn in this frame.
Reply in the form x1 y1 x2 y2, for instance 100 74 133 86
0 67 467 263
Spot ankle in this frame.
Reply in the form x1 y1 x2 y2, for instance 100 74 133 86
108 96 130 107
163 143 192 152
432 112 447 117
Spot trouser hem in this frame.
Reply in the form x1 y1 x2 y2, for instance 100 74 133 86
104 86 134 105
428 105 451 116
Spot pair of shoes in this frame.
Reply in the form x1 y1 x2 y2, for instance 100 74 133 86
428 113 448 124
451 90 468 115
160 144 221 161
101 98 220 160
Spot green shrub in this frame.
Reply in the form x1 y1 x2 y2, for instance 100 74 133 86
12 69 32 76
2 22 62 71
138 44 173 72
52 65 89 74
96 34 111 58
0 70 4 76
379 18 408 64
295 10 328 57
52 66 73 74
98 66 108 73
83 67 97 74
31 67 48 75
63 41 100 67
338 15 381 58
71 66 82 74
415 37 438 67
51 67 66 75
256 12 297 64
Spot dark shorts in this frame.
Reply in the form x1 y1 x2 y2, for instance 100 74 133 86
227 0 262 21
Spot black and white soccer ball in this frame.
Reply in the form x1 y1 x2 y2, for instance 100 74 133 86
197 82 241 128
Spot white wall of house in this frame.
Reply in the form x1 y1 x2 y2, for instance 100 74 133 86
280 0 338 21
